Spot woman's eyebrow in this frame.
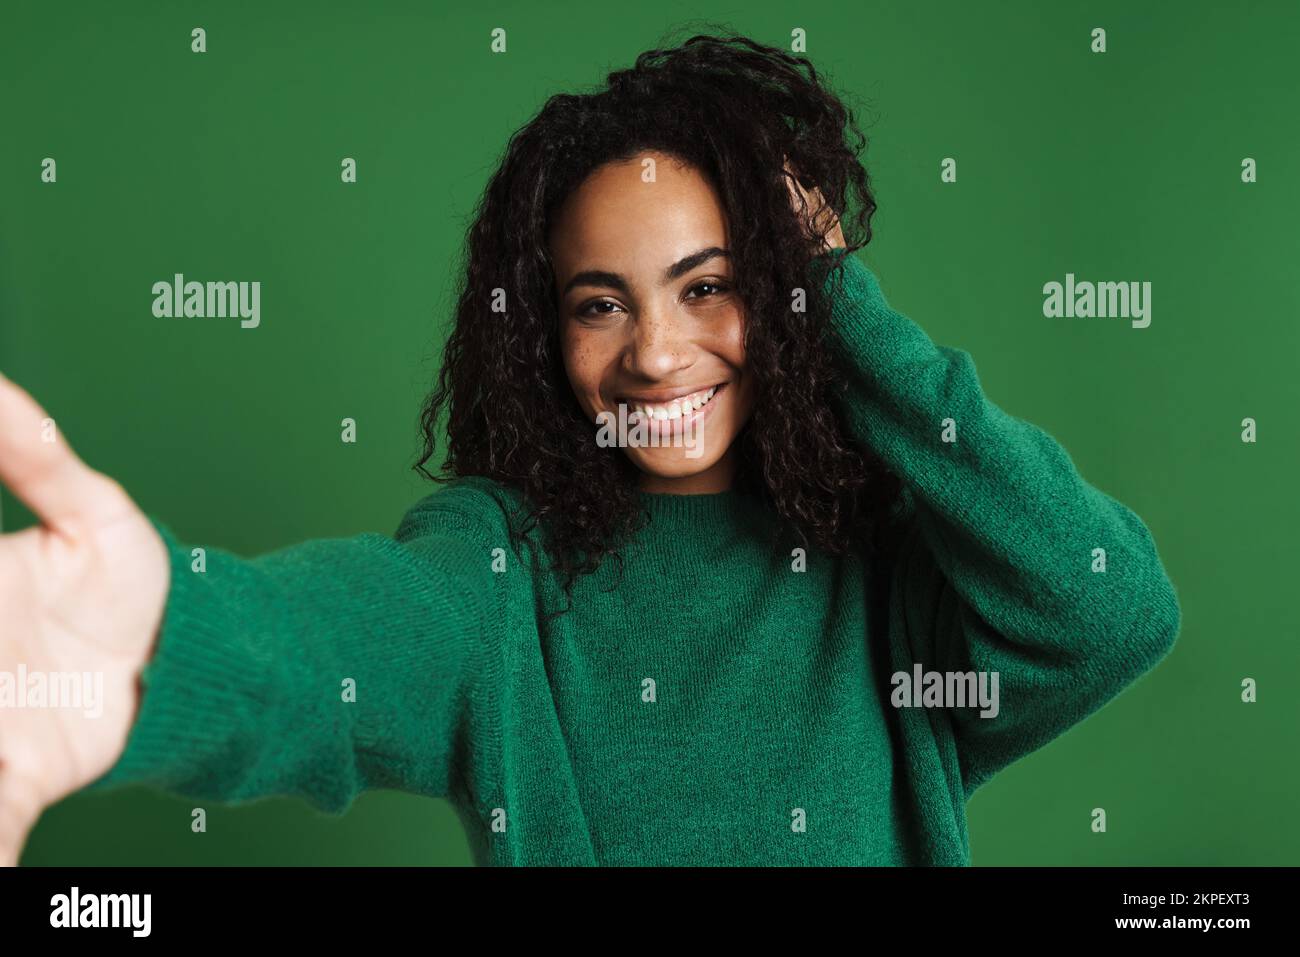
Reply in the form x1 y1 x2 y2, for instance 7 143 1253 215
562 269 628 297
560 247 730 297
664 246 730 281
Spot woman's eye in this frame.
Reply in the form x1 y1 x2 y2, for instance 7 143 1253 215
578 300 622 318
686 281 731 300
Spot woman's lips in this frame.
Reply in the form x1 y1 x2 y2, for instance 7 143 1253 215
612 382 726 439
619 382 724 418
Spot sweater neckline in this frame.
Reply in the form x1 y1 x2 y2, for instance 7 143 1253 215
635 487 763 527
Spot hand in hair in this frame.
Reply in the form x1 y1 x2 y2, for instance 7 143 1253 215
784 158 846 252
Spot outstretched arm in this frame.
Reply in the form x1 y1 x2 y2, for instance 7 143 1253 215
0 371 498 866
85 508 496 813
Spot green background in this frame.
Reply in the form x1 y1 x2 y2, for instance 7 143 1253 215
2 0 1296 865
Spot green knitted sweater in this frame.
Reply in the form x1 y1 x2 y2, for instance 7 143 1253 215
87 252 1181 865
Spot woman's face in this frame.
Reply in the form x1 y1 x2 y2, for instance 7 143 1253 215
549 151 757 494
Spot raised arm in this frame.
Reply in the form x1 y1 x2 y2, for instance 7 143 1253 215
813 251 1181 797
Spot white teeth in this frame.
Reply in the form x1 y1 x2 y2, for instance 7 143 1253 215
628 385 719 422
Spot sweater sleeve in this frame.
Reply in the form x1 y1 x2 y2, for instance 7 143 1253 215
82 496 499 813
813 250 1181 799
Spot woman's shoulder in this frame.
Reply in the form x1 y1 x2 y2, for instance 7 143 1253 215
394 475 531 544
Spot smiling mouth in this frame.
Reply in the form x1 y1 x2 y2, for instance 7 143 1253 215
617 383 725 422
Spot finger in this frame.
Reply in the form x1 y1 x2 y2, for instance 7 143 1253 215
0 373 115 535
0 770 41 868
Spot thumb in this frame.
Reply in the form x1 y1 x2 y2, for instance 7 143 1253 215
0 374 125 536
0 767 42 867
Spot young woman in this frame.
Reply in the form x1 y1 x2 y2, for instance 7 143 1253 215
0 34 1179 866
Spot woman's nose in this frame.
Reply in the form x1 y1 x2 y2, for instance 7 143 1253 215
623 306 693 379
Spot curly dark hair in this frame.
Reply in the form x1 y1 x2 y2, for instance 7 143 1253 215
415 27 906 596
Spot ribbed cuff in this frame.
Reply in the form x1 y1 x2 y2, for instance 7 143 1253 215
816 250 887 333
83 517 254 794
813 250 935 381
